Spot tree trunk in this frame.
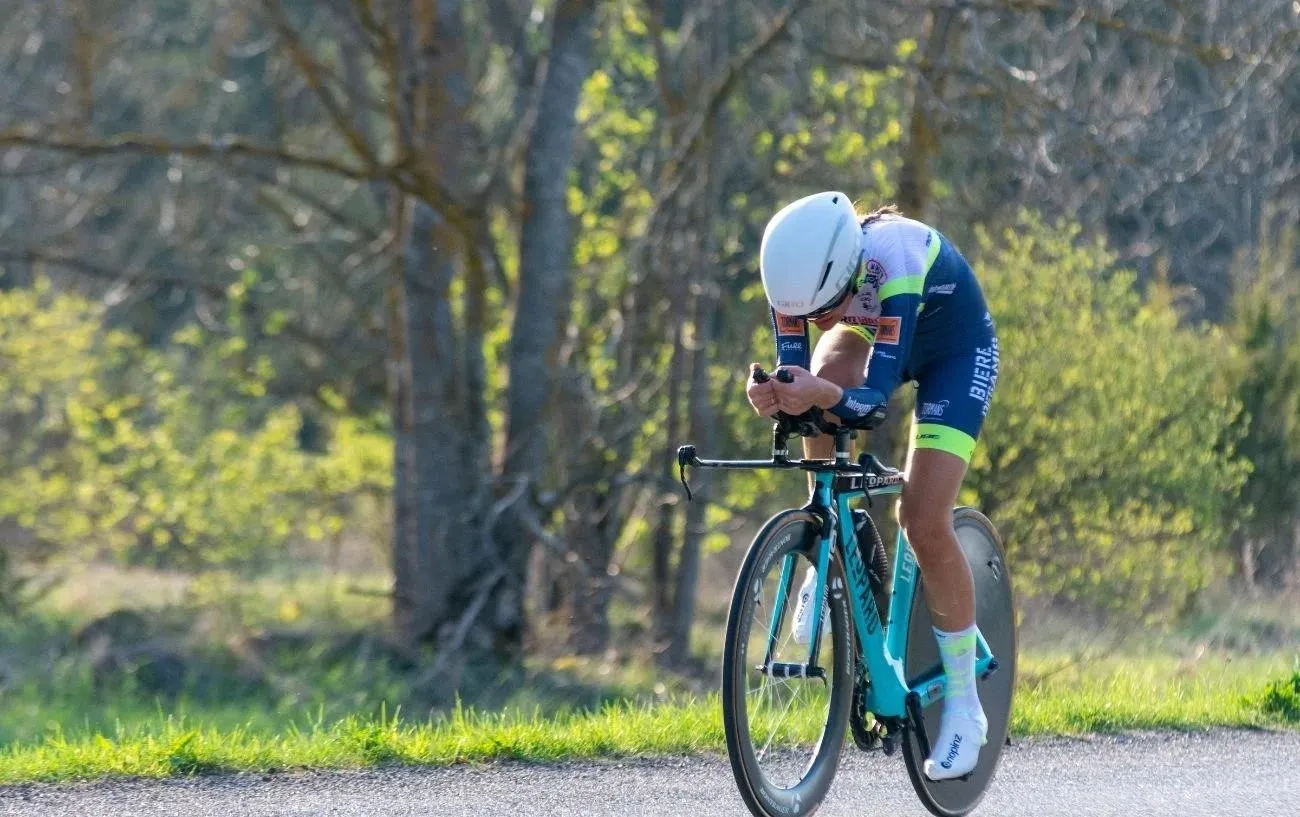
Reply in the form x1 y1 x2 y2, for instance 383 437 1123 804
391 0 489 650
392 199 479 644
564 487 613 655
651 315 685 645
550 368 615 656
386 197 420 636
496 0 599 651
666 1 727 660
1239 536 1260 596
668 278 717 666
897 8 962 219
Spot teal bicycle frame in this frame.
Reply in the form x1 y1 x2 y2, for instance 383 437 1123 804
769 468 996 719
677 399 999 724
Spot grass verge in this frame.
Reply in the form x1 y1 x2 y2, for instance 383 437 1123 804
1 655 1296 785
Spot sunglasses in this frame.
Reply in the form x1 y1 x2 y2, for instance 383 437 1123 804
802 259 862 320
803 289 851 321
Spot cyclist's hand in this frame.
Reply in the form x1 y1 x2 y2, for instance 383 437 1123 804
746 363 779 417
773 366 842 415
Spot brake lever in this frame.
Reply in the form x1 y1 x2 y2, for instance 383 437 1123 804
676 444 697 501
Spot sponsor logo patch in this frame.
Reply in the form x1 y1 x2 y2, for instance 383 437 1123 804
920 400 949 418
875 316 901 344
843 396 873 413
776 314 805 337
927 283 956 295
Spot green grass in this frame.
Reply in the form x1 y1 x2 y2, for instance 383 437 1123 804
4 566 1297 784
0 702 726 783
2 654 1296 785
1014 653 1298 733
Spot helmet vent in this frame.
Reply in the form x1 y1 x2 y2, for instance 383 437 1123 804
816 260 833 291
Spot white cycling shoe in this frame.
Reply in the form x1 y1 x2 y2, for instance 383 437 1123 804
922 705 988 780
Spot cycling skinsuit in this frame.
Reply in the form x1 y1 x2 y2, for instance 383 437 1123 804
770 215 999 463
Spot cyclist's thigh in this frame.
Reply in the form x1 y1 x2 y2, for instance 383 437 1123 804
810 324 872 388
911 342 1000 464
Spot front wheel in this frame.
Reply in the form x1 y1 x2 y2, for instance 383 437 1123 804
900 507 1018 817
721 510 853 817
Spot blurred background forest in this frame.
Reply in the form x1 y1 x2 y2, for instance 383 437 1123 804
1 0 1298 740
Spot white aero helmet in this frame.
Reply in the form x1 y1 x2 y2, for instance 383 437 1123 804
760 191 863 316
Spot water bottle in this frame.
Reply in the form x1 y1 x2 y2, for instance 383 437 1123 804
792 565 822 644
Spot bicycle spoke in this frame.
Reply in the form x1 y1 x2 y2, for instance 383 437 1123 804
748 674 797 697
756 676 805 761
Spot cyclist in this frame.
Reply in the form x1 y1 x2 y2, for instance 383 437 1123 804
746 191 999 780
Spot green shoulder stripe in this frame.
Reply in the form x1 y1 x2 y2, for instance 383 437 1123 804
924 227 942 271
879 275 924 300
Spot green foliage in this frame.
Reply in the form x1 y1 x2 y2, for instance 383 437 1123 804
0 547 50 618
1256 670 1300 723
0 282 391 568
968 214 1249 620
1226 226 1300 584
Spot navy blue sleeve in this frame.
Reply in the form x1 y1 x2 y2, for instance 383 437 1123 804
771 309 810 369
863 291 921 396
826 290 920 424
828 384 888 424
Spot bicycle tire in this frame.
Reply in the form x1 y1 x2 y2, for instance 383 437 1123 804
900 507 1018 817
722 509 854 817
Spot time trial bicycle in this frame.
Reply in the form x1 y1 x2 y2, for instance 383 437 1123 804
676 367 1016 817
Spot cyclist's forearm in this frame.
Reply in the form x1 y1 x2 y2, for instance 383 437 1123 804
827 384 888 423
771 308 811 369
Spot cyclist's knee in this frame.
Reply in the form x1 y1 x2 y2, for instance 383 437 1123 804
810 356 863 389
809 327 869 387
900 502 952 550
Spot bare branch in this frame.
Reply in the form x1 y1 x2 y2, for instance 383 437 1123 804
260 0 384 171
0 126 373 182
644 0 813 236
0 247 343 355
922 0 1239 63
661 0 812 186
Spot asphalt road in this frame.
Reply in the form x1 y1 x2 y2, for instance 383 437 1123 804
2 729 1296 817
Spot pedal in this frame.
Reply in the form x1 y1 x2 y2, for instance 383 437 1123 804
881 731 899 756
850 717 879 752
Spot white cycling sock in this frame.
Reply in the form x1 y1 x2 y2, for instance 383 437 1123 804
923 623 987 780
934 624 980 711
